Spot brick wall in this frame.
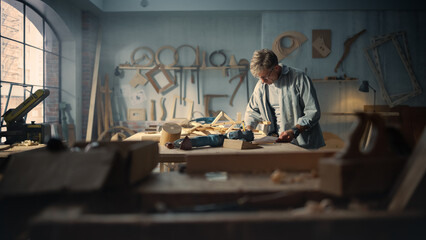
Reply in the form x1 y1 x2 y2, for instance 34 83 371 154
45 52 60 123
81 11 99 140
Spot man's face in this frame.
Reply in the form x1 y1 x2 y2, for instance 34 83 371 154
258 66 277 85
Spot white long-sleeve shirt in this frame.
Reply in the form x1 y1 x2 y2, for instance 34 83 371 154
244 64 325 149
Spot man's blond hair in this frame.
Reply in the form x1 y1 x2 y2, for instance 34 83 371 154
250 49 278 77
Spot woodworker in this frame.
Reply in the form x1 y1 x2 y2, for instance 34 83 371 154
244 49 325 149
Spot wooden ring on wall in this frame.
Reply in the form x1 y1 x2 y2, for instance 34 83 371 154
155 46 178 67
175 44 199 66
130 46 155 66
209 50 227 67
272 31 307 61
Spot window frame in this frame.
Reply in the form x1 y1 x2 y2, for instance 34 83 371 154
0 0 61 126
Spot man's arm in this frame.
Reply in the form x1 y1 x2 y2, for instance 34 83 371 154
244 83 263 130
277 73 321 142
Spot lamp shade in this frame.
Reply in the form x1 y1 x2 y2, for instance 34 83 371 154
359 81 370 93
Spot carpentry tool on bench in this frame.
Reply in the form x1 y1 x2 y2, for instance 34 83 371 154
319 112 406 197
1 89 51 144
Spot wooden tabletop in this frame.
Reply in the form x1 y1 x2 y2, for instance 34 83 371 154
0 144 46 160
159 142 307 163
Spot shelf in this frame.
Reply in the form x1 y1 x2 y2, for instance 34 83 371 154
323 112 400 117
312 79 358 83
118 64 247 70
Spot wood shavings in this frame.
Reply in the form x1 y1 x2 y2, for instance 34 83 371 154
291 199 334 216
270 169 286 183
12 140 39 147
271 170 318 184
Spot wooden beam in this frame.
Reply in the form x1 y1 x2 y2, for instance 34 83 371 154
86 28 102 142
388 128 426 211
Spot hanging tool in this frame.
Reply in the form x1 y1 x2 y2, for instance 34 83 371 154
229 59 249 106
175 66 183 104
191 66 201 104
334 29 366 73
238 59 250 102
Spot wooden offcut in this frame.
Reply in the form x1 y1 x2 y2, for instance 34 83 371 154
129 70 148 88
160 122 182 146
223 139 260 150
388 128 426 211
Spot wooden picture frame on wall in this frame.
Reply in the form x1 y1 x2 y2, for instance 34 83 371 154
145 64 175 94
364 31 422 107
127 108 146 121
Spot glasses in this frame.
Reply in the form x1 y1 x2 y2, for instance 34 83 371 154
259 68 274 80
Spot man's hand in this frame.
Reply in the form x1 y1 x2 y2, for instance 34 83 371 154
276 130 295 143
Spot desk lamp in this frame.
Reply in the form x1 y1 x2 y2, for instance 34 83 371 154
359 80 377 112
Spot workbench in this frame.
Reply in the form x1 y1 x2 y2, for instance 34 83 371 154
158 141 307 163
1 140 425 239
158 142 335 174
19 172 426 240
0 144 46 160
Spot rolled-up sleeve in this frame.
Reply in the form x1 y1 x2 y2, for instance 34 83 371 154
296 74 321 128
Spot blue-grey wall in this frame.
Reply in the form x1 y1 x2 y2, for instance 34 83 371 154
100 12 261 123
39 0 426 140
100 10 425 139
262 11 426 139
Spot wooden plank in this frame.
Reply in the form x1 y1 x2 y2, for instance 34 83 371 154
104 74 113 128
186 150 336 174
223 139 260 150
124 132 161 142
96 77 104 136
388 128 426 211
159 141 309 163
86 28 102 142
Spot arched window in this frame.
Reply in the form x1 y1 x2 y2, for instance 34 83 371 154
1 0 60 132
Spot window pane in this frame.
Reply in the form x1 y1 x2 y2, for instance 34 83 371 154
45 23 59 54
1 38 23 84
25 5 43 49
25 46 43 86
25 45 43 86
1 0 23 42
44 87 59 123
1 84 24 122
45 52 59 88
